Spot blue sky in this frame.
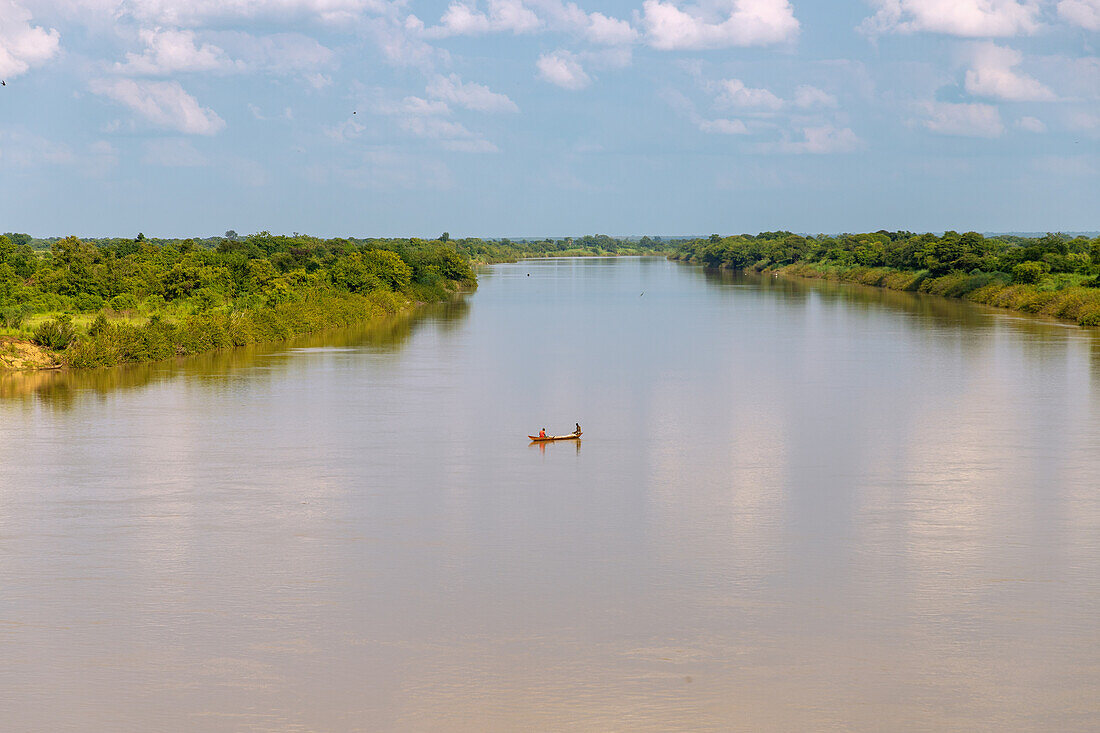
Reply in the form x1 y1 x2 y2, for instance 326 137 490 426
0 0 1096 237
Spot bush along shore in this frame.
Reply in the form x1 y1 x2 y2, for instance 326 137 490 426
0 232 476 370
671 231 1100 327
0 230 674 370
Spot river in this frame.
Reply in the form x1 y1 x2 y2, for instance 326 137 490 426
1 257 1098 732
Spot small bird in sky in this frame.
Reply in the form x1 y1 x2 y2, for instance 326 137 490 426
1 81 6 86
639 291 644 296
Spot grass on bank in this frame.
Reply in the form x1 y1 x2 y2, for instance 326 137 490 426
777 263 1100 326
671 231 1100 327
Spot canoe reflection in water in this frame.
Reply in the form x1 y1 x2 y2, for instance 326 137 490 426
531 436 581 455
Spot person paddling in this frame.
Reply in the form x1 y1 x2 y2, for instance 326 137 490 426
539 428 546 438
575 423 581 435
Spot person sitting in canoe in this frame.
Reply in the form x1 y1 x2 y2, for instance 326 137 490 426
539 428 546 438
574 423 581 435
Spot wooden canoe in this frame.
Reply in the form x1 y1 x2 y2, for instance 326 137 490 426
528 432 581 442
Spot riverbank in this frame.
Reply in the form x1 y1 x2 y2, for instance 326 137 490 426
669 230 1100 328
0 232 480 372
762 263 1100 327
470 248 672 265
0 337 60 371
1 288 464 372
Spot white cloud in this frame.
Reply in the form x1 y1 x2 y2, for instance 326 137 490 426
583 11 637 44
142 137 209 166
1016 115 1045 132
373 16 450 69
1058 0 1100 29
89 78 226 135
115 28 234 74
536 49 590 89
767 125 861 153
99 0 393 27
793 84 837 108
426 0 540 36
400 115 499 151
964 42 1055 101
304 71 332 88
211 31 334 74
401 116 474 138
524 0 637 44
115 29 335 80
352 90 500 152
376 95 451 116
921 101 1004 137
426 73 519 113
421 0 636 43
324 117 365 141
716 78 784 110
861 0 1042 37
640 0 799 50
698 117 748 134
0 0 61 79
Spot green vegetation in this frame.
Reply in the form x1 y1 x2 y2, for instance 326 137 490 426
672 231 1100 326
0 231 477 368
458 235 673 263
0 230 671 370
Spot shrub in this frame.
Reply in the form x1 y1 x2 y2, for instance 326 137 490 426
1012 261 1047 285
0 304 30 328
109 293 138 311
190 287 222 312
88 313 110 337
33 315 77 350
1078 303 1100 327
73 293 105 312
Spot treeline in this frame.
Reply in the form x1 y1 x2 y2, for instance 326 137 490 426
671 231 1100 325
456 234 673 263
0 231 476 367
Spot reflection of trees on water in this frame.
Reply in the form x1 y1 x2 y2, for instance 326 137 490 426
0 298 472 408
696 263 1092 333
691 263 1100 382
426 297 471 334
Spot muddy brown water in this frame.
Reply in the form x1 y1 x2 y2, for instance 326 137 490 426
2 258 1098 732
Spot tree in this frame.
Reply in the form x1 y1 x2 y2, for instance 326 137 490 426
3 232 31 247
225 230 239 240
1012 261 1047 284
440 232 450 242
